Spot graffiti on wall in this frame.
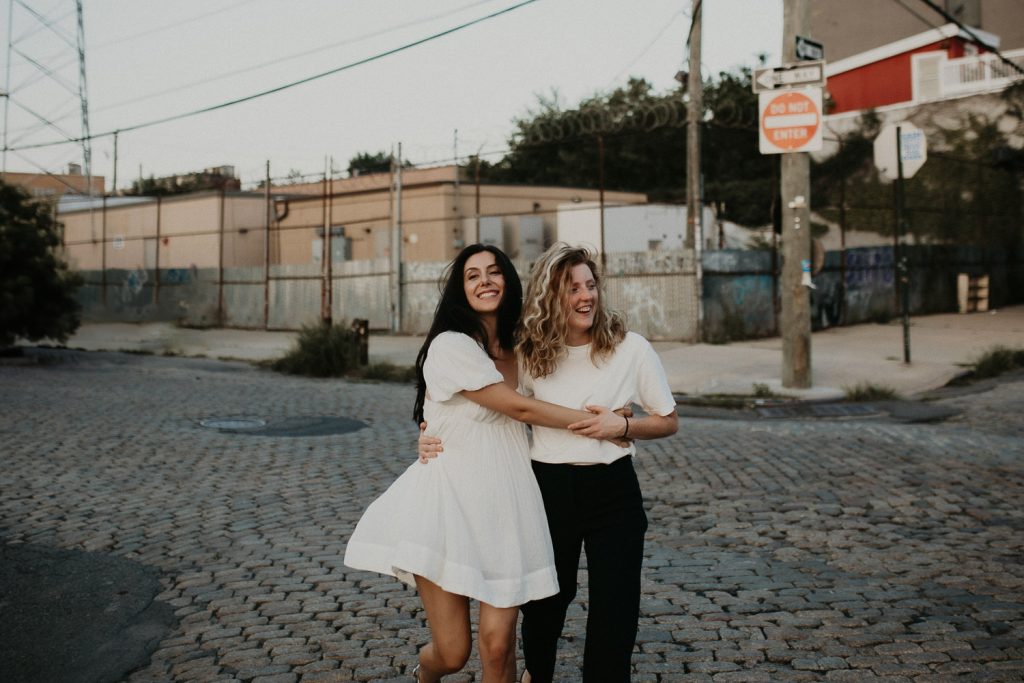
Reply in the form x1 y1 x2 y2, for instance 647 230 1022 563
843 246 895 321
163 267 195 284
845 247 894 288
122 267 148 302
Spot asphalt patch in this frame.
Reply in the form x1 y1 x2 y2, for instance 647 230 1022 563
0 542 177 683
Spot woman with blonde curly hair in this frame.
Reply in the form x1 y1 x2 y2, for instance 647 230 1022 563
421 243 678 682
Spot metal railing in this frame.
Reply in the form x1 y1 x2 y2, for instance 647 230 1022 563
940 47 1024 97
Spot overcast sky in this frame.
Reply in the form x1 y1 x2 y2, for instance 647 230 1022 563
2 0 782 191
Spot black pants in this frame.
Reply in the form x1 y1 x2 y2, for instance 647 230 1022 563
521 456 648 683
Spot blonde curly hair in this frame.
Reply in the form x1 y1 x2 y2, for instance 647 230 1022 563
517 243 626 379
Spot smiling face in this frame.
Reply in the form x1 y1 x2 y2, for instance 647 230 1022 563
565 262 597 345
463 250 505 316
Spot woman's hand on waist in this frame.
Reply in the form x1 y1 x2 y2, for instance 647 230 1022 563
417 421 443 463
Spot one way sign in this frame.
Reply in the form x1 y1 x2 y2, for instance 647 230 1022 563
752 60 826 93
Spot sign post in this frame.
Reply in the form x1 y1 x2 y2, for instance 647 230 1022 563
874 122 928 364
753 60 825 93
754 1 821 388
795 35 824 61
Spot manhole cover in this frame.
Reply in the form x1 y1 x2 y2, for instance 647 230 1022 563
198 416 365 436
200 417 267 430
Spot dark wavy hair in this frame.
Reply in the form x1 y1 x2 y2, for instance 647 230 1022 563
413 244 522 422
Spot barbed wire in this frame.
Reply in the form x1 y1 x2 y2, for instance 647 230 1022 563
513 100 690 146
509 95 772 146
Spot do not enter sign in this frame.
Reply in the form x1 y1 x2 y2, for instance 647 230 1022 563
759 87 823 154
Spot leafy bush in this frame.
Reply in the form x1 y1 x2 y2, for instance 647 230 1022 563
971 345 1024 379
272 321 363 377
271 322 415 383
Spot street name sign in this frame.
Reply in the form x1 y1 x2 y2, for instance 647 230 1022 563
796 36 824 61
752 60 826 93
873 122 928 180
759 87 823 154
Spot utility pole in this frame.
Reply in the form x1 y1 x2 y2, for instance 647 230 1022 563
391 143 403 333
685 0 705 341
780 0 813 388
112 131 118 195
75 0 93 196
685 0 702 251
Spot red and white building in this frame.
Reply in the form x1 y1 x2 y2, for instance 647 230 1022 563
823 22 1024 140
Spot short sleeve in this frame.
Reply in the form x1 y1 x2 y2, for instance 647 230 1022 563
423 332 504 402
634 335 677 416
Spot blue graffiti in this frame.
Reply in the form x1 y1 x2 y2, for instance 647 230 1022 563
163 268 192 284
845 246 894 287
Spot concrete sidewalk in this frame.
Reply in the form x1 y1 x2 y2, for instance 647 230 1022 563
63 305 1024 399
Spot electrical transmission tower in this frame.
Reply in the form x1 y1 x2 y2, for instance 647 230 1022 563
3 0 93 195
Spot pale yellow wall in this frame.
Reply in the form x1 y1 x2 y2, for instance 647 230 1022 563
62 178 648 271
2 171 105 198
274 179 647 265
61 193 269 271
62 209 105 270
223 196 269 268
158 196 219 268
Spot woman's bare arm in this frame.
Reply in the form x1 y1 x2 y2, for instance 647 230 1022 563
417 403 634 461
568 406 678 440
461 382 625 438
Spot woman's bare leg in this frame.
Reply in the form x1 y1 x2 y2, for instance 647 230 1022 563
415 575 472 682
478 602 519 683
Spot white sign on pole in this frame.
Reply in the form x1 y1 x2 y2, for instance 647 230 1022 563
873 122 928 180
752 61 826 93
758 87 823 154
112 234 125 250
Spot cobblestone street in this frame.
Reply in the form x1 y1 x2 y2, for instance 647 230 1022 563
2 350 1022 682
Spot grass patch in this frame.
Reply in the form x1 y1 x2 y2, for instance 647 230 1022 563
752 382 776 398
351 361 416 384
970 345 1024 380
844 382 899 401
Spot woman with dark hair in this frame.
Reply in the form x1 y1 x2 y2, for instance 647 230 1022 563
344 244 626 683
420 243 679 682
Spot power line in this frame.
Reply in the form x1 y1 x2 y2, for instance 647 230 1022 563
892 0 944 30
606 7 685 88
3 0 540 154
4 0 253 70
913 0 1024 77
6 0 505 130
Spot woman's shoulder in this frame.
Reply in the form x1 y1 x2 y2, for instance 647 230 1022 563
621 330 653 350
430 331 484 356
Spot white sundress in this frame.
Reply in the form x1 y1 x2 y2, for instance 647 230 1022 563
343 331 558 608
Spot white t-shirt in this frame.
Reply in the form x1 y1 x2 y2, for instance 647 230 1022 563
522 331 676 465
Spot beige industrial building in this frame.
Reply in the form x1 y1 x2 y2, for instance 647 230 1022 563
60 165 647 271
2 168 105 199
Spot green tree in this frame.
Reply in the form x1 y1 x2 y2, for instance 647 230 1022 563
474 73 773 226
0 180 83 348
810 109 1022 249
347 151 393 177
